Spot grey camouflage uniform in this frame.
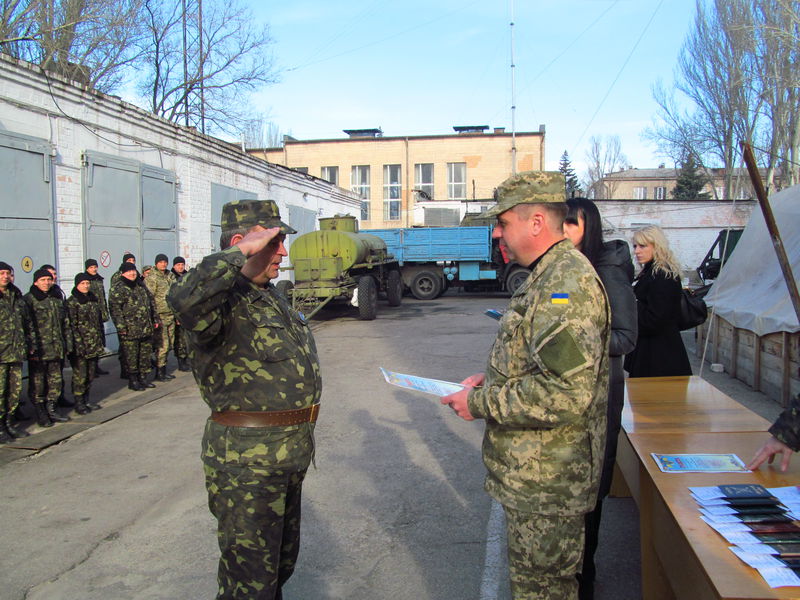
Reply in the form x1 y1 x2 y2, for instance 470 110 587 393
167 200 319 600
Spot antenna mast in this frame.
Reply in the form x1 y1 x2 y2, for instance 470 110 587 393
510 0 517 174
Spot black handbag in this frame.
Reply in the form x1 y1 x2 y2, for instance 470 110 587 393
678 288 708 330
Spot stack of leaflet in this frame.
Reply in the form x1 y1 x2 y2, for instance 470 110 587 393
691 484 800 588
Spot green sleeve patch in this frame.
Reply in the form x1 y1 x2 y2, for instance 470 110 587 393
536 324 589 379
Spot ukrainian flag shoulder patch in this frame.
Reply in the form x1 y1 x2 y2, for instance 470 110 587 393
551 293 569 305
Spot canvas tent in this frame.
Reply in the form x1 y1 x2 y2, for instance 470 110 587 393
706 185 800 336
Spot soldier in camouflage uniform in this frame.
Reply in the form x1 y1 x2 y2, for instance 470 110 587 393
442 172 611 600
111 253 137 378
25 268 72 427
167 199 321 600
85 258 110 375
145 253 176 382
747 394 800 472
171 256 191 371
0 261 34 441
109 263 158 391
67 273 105 413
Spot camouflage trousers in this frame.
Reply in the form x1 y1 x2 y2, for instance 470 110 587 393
70 356 96 396
29 359 63 404
155 318 174 368
173 322 189 359
0 362 22 419
504 507 584 600
204 464 306 600
118 337 153 376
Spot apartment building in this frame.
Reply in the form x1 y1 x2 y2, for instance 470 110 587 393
249 125 546 229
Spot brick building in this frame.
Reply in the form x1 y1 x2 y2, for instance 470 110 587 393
599 167 757 200
249 125 546 229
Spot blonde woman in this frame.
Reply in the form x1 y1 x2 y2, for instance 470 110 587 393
623 225 691 377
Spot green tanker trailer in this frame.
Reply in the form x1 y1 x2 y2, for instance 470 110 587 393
278 215 403 320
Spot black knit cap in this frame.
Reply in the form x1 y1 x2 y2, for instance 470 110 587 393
74 272 91 285
155 253 168 264
120 263 138 274
173 256 185 265
32 267 52 282
122 253 136 263
0 261 12 272
85 258 98 268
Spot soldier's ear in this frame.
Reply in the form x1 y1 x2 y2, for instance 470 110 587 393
230 233 245 246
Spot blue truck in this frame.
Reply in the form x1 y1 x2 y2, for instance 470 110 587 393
365 225 529 299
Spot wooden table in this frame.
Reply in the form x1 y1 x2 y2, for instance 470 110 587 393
615 376 799 599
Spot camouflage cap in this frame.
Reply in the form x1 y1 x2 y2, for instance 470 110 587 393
485 171 566 218
221 199 297 235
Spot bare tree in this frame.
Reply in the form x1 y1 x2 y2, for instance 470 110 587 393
137 0 278 137
241 114 283 150
0 0 144 91
583 135 628 199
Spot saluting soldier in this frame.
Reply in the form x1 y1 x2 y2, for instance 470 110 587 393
442 172 611 600
170 256 191 372
145 254 176 382
109 263 159 391
67 273 105 413
0 261 34 442
24 268 72 427
84 258 110 375
168 200 321 600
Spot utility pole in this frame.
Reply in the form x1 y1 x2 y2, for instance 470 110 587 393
198 0 205 134
182 0 189 126
510 0 517 175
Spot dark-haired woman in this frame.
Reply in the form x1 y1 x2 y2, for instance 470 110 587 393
564 197 637 599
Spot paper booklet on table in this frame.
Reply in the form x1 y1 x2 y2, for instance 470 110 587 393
380 367 465 398
651 453 750 473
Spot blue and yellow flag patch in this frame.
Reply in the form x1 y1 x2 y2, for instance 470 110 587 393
551 293 569 305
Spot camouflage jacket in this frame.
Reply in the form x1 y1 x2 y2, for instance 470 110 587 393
109 279 156 340
145 268 175 323
167 246 322 475
0 284 34 363
769 394 800 451
67 290 105 359
467 240 611 515
24 287 72 361
87 273 109 322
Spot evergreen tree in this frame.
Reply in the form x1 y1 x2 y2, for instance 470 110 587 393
671 154 711 200
559 150 581 198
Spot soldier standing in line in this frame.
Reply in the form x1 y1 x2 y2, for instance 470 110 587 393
84 258 110 375
442 172 611 600
145 254 175 382
170 256 191 372
24 268 72 427
109 263 159 392
0 262 33 442
168 200 321 600
66 273 105 413
111 253 137 379
42 263 72 408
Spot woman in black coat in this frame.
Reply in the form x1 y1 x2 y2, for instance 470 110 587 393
624 225 691 378
564 198 638 599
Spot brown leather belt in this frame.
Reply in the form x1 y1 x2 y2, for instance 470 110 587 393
211 404 320 427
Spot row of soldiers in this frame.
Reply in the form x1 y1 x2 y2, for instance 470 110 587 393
0 255 190 443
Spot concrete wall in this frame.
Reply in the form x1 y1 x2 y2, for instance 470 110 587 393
0 54 361 288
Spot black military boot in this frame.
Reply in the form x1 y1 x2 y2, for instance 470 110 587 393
128 374 144 391
46 399 70 423
86 390 101 410
155 366 168 382
35 401 53 427
178 357 191 372
74 395 91 415
0 425 11 444
5 415 29 438
139 373 156 389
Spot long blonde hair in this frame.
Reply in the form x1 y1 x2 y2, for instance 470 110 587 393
632 225 682 280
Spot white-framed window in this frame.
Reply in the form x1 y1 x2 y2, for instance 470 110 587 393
321 166 338 186
414 163 434 201
654 186 666 200
383 164 401 221
447 162 466 200
633 186 647 200
351 165 370 221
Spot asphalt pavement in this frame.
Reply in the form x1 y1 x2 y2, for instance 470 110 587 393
0 293 782 599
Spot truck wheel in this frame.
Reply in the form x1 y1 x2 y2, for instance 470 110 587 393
387 270 403 307
357 276 378 320
275 280 293 299
410 270 442 300
505 267 530 295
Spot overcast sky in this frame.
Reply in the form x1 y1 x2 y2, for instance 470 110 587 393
249 0 696 177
